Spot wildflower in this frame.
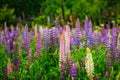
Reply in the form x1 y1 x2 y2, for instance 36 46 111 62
71 63 77 80
34 24 38 37
59 32 65 63
117 33 120 49
85 48 94 79
36 32 42 58
65 25 70 54
7 58 12 76
13 57 19 72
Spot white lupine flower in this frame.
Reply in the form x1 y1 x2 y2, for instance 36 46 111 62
85 48 94 78
34 24 37 37
117 33 120 49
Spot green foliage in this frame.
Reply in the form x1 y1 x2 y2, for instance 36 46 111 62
0 5 16 25
0 40 120 79
0 45 8 79
33 15 46 25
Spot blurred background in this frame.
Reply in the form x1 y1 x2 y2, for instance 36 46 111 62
0 0 120 27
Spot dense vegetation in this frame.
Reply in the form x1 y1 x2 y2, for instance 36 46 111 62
0 0 120 26
0 17 120 80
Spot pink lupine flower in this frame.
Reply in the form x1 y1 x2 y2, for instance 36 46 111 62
7 58 12 76
65 25 70 55
59 32 65 64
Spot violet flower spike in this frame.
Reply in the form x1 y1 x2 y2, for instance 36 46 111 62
36 32 42 58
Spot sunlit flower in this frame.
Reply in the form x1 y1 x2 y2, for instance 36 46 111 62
85 48 94 79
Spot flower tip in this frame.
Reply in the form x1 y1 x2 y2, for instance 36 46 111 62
86 47 91 53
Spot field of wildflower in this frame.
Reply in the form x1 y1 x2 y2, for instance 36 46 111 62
0 17 120 80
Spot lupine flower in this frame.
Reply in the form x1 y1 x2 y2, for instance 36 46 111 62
23 25 29 47
111 27 117 50
7 58 12 76
43 28 50 48
65 25 70 55
39 26 44 36
70 35 78 48
87 21 93 47
0 31 3 45
101 28 108 44
105 30 112 50
6 40 10 57
36 32 42 58
60 63 65 80
94 74 100 80
106 22 110 30
68 57 73 75
59 32 65 63
51 27 59 44
13 57 19 72
89 20 92 32
59 32 66 79
106 51 112 71
85 48 94 79
23 25 30 55
113 48 120 62
117 33 120 49
27 49 32 68
75 19 81 46
87 31 93 47
104 71 109 79
71 63 77 80
34 24 38 37
58 27 63 34
84 15 89 36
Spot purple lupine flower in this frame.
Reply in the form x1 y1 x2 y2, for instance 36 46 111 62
43 28 51 48
23 25 30 55
89 20 92 32
84 17 93 47
70 35 79 48
111 27 117 50
71 63 77 80
26 37 30 55
93 31 102 45
101 28 108 38
6 40 10 57
87 21 93 47
113 48 120 62
84 15 89 36
51 27 59 44
4 29 10 45
0 32 3 45
60 63 65 80
106 22 110 30
23 25 29 47
36 32 42 58
87 31 93 47
58 27 63 34
75 19 81 46
105 31 112 50
101 28 108 44
13 57 19 72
